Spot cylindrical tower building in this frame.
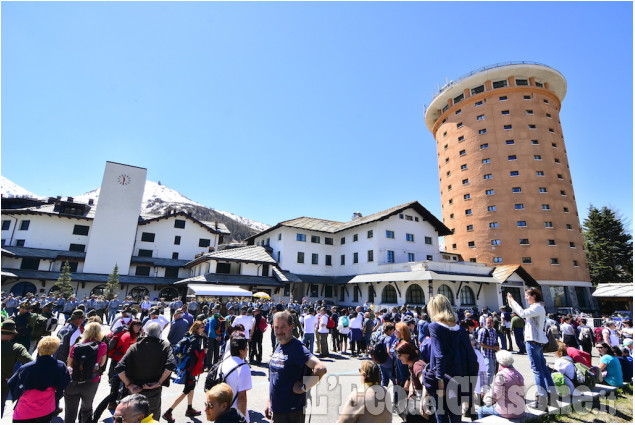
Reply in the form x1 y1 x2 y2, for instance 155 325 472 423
424 62 594 311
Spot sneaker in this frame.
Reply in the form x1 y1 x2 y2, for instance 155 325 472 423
162 411 175 423
185 407 202 417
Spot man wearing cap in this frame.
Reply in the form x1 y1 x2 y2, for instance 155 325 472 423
250 307 265 364
167 309 190 348
107 294 122 325
63 295 79 321
205 306 224 367
4 294 19 318
54 295 65 318
111 306 134 333
623 338 633 356
169 297 183 321
140 296 152 321
54 309 85 362
143 308 169 333
29 302 57 352
1 320 33 417
13 303 37 350
187 297 199 318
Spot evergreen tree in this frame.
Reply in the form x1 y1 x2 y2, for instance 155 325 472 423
55 261 74 299
583 205 633 284
104 264 120 300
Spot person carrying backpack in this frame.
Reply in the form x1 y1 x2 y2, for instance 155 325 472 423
64 322 107 423
162 321 208 422
104 319 142 411
577 318 594 356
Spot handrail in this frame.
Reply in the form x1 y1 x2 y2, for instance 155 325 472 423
430 61 553 100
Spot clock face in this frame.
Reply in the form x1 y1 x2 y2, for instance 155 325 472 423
117 174 131 186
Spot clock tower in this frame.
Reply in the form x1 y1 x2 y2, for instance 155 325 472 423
83 161 147 274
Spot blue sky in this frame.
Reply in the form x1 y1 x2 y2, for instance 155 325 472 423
2 2 633 232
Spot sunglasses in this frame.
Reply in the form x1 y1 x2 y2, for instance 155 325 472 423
596 346 606 349
112 416 124 423
205 401 214 409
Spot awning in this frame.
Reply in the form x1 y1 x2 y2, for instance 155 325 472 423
592 283 634 298
187 283 252 297
348 270 498 284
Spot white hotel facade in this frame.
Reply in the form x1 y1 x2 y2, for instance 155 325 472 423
2 161 537 310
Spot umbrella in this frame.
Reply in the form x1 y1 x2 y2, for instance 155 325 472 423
253 292 271 300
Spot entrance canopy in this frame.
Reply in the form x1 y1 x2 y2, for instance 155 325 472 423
187 283 252 297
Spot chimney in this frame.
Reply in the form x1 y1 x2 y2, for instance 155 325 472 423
215 221 219 230
352 212 363 220
67 197 74 203
56 196 62 200
88 199 94 206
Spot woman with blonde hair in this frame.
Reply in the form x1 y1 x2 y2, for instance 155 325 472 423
8 336 71 423
337 360 392 423
63 322 108 422
420 294 477 422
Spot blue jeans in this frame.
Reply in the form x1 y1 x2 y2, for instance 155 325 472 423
498 332 507 350
485 356 497 387
108 309 118 325
302 333 315 353
526 341 555 397
380 364 394 386
514 328 526 353
478 404 502 419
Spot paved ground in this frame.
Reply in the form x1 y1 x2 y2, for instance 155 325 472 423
1 315 604 423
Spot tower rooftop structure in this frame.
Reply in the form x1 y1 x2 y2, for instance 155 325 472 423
425 62 567 133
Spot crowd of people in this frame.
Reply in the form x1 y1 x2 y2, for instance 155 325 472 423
1 289 632 423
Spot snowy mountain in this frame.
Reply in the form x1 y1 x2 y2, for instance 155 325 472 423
0 176 40 198
1 177 270 241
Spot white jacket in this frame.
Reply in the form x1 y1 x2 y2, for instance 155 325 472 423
508 299 548 344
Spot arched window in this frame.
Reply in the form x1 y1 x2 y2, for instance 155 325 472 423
382 285 398 304
437 284 455 305
158 287 179 301
405 284 425 305
91 285 107 296
10 282 37 298
460 286 476 306
128 286 149 303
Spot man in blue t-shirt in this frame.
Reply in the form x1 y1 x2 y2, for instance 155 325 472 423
265 310 327 423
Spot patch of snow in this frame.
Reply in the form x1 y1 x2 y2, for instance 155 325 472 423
0 176 40 198
215 209 271 232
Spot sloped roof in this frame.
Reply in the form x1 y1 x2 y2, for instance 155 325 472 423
139 211 230 234
246 201 452 242
185 245 276 268
130 256 189 267
5 204 94 219
272 266 303 283
1 246 86 260
592 283 633 298
1 268 177 285
492 265 539 287
174 273 285 288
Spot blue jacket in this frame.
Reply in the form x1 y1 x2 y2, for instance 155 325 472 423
8 355 70 401
428 322 477 380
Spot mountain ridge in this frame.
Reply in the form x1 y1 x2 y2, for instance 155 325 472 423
0 176 270 242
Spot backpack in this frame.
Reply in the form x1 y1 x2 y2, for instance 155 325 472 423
543 322 558 353
72 341 100 383
369 335 389 364
594 327 604 343
342 316 350 328
106 328 128 358
563 357 598 390
258 317 268 333
579 326 593 346
45 316 59 333
204 358 248 405
327 316 336 329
